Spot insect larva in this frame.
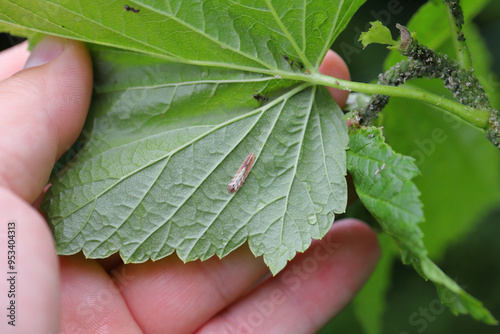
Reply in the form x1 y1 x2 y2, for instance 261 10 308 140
228 153 255 193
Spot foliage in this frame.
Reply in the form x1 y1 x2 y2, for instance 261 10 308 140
1 0 498 330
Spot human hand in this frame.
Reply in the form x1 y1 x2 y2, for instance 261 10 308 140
0 37 379 333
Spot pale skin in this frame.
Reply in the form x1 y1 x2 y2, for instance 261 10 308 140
0 37 380 333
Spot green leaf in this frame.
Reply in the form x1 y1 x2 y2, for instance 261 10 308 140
347 126 497 324
43 45 348 275
0 0 366 71
358 21 397 49
379 0 500 261
383 93 500 259
347 127 425 255
0 0 368 274
381 205 500 333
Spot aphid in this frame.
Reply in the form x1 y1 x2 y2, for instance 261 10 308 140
283 55 295 66
124 4 140 13
283 55 310 73
228 153 255 193
253 93 269 103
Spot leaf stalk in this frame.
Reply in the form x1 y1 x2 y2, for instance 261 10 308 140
306 73 490 128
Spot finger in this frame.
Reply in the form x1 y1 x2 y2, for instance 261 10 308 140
197 219 380 334
0 41 30 81
0 188 59 333
319 50 351 108
118 245 269 334
58 255 142 333
0 36 92 203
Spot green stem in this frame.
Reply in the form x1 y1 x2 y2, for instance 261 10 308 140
444 2 472 69
303 73 490 128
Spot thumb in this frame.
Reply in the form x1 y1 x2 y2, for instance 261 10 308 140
0 36 92 333
0 36 92 202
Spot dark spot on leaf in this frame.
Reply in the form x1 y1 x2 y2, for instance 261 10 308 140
124 4 140 13
253 94 269 102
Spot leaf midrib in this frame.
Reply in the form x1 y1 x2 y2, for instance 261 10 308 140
277 85 316 246
98 76 280 94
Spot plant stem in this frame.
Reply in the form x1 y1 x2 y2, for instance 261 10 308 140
444 1 472 69
305 73 490 128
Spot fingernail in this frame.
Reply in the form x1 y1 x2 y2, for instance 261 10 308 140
24 36 66 69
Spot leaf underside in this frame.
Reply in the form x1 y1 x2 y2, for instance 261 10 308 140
0 0 369 274
347 127 497 325
47 49 348 274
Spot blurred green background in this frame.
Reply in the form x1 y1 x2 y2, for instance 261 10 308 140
321 0 500 333
1 1 499 333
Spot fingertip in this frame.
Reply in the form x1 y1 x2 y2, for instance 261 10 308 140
300 218 380 294
0 41 30 81
58 254 143 333
330 218 381 265
22 37 93 151
199 219 380 333
0 37 92 202
319 50 351 108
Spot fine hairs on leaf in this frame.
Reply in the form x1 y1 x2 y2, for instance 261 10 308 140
0 0 497 326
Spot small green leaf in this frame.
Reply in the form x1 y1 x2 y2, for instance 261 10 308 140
358 21 397 49
347 126 497 324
